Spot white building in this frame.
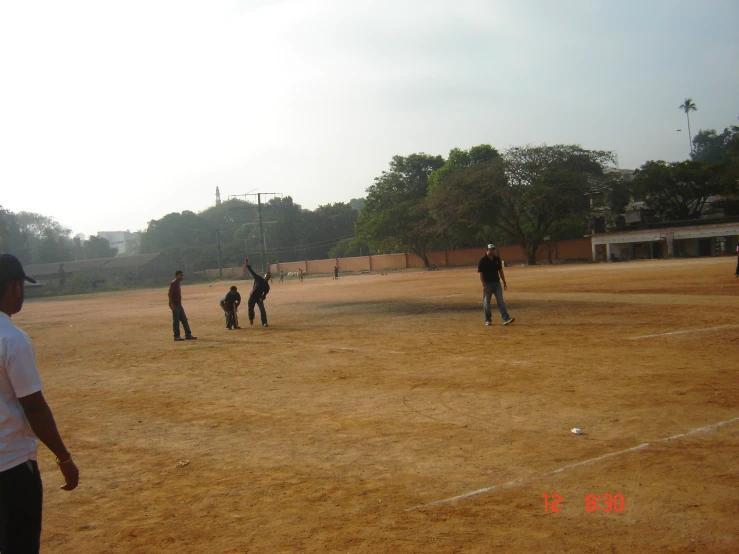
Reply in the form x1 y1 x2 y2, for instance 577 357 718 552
97 231 140 256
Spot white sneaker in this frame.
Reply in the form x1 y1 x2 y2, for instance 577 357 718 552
503 318 515 326
485 320 492 326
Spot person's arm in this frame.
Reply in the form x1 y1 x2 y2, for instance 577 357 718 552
498 266 507 291
246 265 262 281
18 391 79 491
168 284 173 309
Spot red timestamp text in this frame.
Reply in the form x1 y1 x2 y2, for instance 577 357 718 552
542 494 625 513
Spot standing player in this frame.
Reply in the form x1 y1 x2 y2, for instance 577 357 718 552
334 266 339 279
168 270 197 341
244 258 271 327
478 244 515 326
0 254 80 553
220 286 241 329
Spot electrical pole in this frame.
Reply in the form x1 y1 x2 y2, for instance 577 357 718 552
257 193 266 271
227 191 281 273
216 229 223 279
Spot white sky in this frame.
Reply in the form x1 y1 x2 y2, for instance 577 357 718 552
1 0 737 237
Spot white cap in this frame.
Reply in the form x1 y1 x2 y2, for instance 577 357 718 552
487 244 496 250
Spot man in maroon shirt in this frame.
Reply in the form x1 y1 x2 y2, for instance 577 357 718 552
168 270 197 341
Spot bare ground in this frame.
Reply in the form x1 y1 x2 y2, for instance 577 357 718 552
16 257 739 553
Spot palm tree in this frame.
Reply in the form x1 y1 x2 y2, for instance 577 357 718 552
679 98 698 155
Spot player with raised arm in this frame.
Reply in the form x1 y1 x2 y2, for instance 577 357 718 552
244 258 271 327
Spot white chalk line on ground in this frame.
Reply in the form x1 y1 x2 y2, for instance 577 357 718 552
406 416 739 511
238 338 530 365
630 324 739 340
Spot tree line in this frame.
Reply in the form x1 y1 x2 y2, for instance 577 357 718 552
2 119 736 270
0 210 118 265
356 123 738 265
138 197 362 271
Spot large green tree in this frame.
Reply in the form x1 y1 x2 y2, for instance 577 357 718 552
0 207 28 261
496 145 616 264
632 160 725 221
83 236 118 259
355 153 445 267
14 212 73 264
428 155 506 247
691 126 738 164
140 211 213 253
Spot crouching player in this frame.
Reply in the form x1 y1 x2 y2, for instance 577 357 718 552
244 258 271 327
220 286 241 329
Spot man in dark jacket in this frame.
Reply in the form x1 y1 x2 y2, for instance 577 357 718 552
478 244 515 327
220 286 241 329
244 258 271 327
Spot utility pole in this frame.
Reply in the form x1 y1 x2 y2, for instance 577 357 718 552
216 229 223 279
227 191 281 273
257 193 266 271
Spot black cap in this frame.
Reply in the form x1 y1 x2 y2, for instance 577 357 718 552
0 254 37 284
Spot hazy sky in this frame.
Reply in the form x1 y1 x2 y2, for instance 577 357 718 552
1 0 737 237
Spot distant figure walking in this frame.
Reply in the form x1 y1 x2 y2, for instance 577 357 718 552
168 270 197 341
298 268 304 282
220 286 241 329
334 266 339 279
279 270 284 283
245 258 271 327
478 244 515 327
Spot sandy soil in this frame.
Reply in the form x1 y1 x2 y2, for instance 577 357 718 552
14 257 739 553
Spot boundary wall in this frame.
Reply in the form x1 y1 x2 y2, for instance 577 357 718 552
201 239 590 278
199 239 591 279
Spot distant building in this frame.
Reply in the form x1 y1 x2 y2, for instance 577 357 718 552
97 230 141 256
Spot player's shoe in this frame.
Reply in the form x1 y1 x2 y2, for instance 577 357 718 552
485 320 492 326
250 320 254 326
185 335 198 340
174 337 185 341
262 323 269 327
503 318 515 326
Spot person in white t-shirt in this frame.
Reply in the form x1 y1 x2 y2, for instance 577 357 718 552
0 254 79 553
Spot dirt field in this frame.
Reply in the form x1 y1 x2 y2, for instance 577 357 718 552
17 257 739 553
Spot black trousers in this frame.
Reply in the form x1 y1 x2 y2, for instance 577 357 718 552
0 460 43 554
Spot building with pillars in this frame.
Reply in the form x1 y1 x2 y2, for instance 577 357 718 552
590 219 739 262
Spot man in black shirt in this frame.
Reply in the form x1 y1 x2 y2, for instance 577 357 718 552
477 244 515 326
220 286 241 329
244 258 271 327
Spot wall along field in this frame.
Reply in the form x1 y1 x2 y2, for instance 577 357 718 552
17 258 739 553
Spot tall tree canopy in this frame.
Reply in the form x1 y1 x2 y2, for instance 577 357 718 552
632 160 724 221
427 145 505 246
83 236 118 259
355 153 445 267
496 145 616 264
